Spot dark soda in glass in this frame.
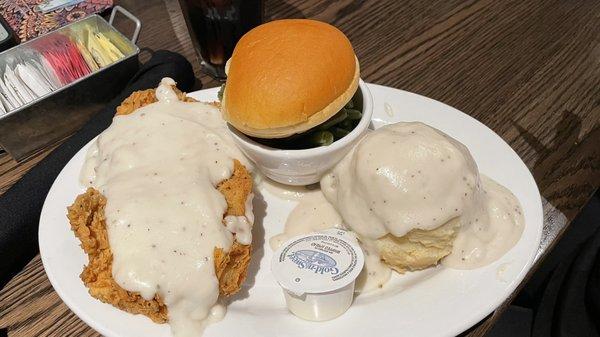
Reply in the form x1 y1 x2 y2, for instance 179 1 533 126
180 0 263 80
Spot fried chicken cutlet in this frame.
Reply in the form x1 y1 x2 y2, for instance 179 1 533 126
67 87 252 323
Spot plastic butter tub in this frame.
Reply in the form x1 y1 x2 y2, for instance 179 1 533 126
271 229 364 321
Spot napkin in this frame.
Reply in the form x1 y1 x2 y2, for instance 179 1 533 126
0 50 195 288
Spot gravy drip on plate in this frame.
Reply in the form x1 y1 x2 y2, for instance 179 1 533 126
256 173 317 201
268 189 391 293
443 176 524 268
268 191 343 250
354 238 392 292
80 78 251 337
321 122 525 269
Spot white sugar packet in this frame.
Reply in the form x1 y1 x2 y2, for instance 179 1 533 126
20 49 61 91
0 71 13 113
4 65 35 104
39 56 63 88
0 79 17 111
0 95 6 115
16 63 53 98
31 59 60 91
1 72 23 108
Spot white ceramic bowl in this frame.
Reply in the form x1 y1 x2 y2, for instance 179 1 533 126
228 79 373 186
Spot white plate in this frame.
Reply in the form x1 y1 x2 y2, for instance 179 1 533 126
39 84 543 337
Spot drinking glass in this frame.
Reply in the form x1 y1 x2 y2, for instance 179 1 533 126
179 0 263 80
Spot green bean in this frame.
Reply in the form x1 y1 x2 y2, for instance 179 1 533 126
345 108 362 120
339 119 355 130
252 91 362 149
308 130 334 146
318 110 348 130
217 84 225 101
331 127 350 139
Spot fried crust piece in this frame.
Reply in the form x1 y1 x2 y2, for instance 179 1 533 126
115 87 197 115
69 188 169 322
214 160 253 296
67 88 253 323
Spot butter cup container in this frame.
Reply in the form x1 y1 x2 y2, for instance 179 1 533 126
271 229 364 321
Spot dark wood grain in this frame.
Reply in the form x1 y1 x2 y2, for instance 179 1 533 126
1 0 599 336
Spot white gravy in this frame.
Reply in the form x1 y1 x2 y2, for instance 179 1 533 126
354 239 392 292
256 173 319 201
80 78 252 337
268 192 343 250
321 122 481 239
321 122 525 270
443 176 524 268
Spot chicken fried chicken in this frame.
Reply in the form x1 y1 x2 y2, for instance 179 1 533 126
67 87 252 323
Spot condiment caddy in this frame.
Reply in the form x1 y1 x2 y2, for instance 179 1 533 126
0 6 141 161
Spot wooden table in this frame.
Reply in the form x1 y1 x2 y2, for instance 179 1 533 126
1 0 599 336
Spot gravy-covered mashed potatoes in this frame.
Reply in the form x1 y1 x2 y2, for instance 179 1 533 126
321 122 525 273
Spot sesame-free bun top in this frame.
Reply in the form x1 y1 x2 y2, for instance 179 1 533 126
222 19 359 138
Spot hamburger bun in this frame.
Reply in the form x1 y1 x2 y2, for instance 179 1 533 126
221 19 359 139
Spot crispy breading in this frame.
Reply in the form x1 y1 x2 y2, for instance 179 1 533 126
215 160 253 296
68 189 169 323
115 86 196 116
67 88 253 323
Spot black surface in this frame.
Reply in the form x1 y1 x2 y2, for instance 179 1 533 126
0 50 195 288
486 192 600 337
0 14 18 50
